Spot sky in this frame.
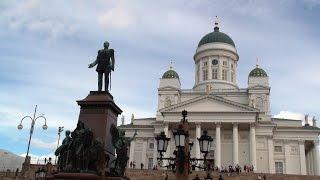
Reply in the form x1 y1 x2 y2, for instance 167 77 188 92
0 0 320 161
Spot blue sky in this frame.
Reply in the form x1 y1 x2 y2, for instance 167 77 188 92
0 0 320 160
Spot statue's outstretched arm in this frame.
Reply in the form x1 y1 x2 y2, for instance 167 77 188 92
89 50 101 68
88 59 98 68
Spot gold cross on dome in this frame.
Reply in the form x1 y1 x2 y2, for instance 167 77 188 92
214 16 219 28
256 57 260 68
169 60 174 70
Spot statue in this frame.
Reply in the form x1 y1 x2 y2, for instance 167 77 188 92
55 130 72 170
109 124 137 177
88 41 115 92
55 121 104 175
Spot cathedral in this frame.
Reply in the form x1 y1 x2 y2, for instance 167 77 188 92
119 21 320 175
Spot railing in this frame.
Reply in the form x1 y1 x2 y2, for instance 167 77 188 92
181 88 247 93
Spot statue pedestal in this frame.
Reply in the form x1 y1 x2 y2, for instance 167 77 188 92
77 91 122 175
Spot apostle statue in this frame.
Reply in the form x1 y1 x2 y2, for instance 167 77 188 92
88 41 115 91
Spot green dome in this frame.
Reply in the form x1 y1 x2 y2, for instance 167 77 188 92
162 69 179 79
198 27 235 47
249 67 268 77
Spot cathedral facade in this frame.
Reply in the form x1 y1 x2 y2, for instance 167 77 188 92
119 22 320 175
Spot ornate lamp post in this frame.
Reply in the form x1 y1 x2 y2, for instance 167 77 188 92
155 110 214 180
18 105 48 157
197 130 213 179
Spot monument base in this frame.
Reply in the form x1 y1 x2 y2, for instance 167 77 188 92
53 173 101 180
77 91 122 176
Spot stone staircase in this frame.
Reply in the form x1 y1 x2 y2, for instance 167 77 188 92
125 169 320 180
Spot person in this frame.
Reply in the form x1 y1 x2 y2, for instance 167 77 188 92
219 174 223 180
15 168 19 177
133 161 136 169
257 174 262 179
140 163 144 169
129 161 133 168
263 174 266 180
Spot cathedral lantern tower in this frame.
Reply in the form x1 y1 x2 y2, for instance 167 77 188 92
157 64 181 110
248 60 271 116
193 19 239 90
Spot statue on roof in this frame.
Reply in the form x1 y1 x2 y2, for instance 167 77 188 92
88 41 115 92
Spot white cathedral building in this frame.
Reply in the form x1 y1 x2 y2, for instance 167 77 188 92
119 22 320 175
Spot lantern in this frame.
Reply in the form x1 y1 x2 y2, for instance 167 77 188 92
155 131 170 154
173 125 188 148
198 130 213 154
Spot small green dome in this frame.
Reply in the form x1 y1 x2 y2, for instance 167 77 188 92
162 69 179 79
249 67 268 77
198 27 235 47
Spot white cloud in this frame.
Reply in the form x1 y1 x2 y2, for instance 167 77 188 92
303 0 320 9
98 1 135 29
273 111 304 120
20 153 57 164
273 111 317 126
31 138 57 150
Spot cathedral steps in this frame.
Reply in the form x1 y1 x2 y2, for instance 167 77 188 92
125 169 320 180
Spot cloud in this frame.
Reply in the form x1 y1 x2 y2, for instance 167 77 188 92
20 153 57 164
1 0 320 158
273 111 304 120
31 138 57 150
273 111 317 126
303 0 320 9
1 0 79 39
98 1 135 29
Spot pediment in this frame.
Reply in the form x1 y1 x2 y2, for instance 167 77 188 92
160 95 258 113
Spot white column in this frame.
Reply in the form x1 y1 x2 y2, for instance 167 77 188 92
284 141 290 174
299 140 307 175
199 60 203 82
142 140 148 169
312 140 320 175
215 123 221 169
306 151 310 175
218 56 222 79
153 138 158 168
267 137 275 174
232 123 239 165
309 151 312 175
208 62 212 80
195 123 201 160
129 140 135 167
310 150 314 175
250 123 257 171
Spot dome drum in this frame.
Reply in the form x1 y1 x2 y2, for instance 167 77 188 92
162 69 179 79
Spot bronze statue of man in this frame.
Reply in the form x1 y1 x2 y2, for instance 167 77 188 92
88 41 115 91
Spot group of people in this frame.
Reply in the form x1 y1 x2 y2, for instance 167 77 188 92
129 161 145 170
218 164 254 174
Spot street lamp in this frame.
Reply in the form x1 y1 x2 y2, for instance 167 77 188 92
55 126 64 164
18 105 48 157
198 130 213 154
155 131 170 156
173 125 188 148
155 110 214 180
